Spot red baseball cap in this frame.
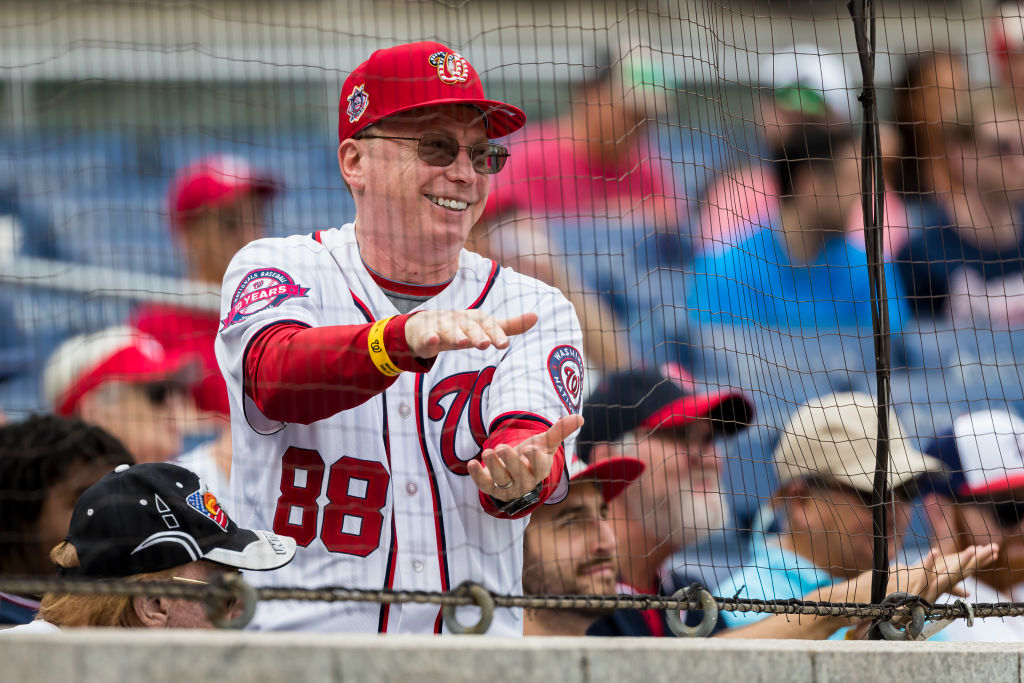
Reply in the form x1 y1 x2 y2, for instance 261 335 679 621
338 41 527 143
43 326 193 416
567 452 645 503
169 155 277 230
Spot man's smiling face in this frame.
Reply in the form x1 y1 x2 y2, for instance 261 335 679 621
355 105 491 260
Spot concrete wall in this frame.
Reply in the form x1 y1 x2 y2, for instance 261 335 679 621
1 631 1021 683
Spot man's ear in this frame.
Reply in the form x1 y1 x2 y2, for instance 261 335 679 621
774 480 811 533
75 390 101 424
133 595 170 628
338 141 365 193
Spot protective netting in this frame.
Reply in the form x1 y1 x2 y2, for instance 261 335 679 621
3 0 1024 640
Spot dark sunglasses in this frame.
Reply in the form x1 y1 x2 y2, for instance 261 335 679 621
142 382 183 406
965 498 1024 528
358 132 509 174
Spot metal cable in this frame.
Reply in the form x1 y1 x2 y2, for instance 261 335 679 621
7 578 1024 621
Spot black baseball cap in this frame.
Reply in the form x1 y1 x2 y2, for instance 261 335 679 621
60 462 296 579
577 368 754 462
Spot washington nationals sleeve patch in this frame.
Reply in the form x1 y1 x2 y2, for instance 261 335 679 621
547 345 584 414
221 268 310 330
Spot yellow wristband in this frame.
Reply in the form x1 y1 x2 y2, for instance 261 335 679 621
368 317 403 377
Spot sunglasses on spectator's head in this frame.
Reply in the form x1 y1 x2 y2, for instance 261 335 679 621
357 132 509 174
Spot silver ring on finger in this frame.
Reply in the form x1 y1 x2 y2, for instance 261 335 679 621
493 478 515 490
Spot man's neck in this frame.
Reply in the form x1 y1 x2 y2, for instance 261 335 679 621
523 609 595 636
612 514 668 593
778 203 828 264
778 532 851 580
354 221 461 285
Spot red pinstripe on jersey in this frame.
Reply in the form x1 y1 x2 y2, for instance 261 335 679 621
415 373 451 633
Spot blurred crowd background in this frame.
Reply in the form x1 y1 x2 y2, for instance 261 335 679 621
3 0 1024 592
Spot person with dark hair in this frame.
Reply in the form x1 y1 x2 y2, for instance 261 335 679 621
0 415 134 625
687 124 910 331
697 46 853 251
893 51 969 200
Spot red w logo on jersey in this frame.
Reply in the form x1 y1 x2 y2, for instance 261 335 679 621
427 366 495 474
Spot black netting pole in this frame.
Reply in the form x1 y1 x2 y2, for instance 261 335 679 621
848 0 891 640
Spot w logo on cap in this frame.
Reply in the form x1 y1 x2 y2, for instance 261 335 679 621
428 50 470 85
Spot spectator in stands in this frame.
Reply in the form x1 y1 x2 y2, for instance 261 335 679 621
42 326 191 465
528 384 993 640
697 46 850 251
924 409 1024 641
688 124 911 332
132 156 278 486
0 415 133 625
896 92 1024 324
893 50 970 229
576 367 753 636
522 452 645 636
470 47 687 372
5 462 295 633
714 391 945 638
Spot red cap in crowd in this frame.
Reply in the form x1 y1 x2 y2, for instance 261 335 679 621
43 326 193 416
567 452 646 503
338 41 526 143
168 155 277 230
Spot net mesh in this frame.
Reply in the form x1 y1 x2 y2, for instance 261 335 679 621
2 0 1024 640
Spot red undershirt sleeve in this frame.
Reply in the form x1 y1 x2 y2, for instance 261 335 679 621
476 418 566 519
244 313 433 425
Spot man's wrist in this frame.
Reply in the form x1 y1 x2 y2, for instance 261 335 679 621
490 483 543 516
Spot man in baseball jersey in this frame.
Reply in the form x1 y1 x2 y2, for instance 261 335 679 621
215 41 584 634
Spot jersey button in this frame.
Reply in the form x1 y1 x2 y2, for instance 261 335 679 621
412 559 424 573
406 482 418 495
398 403 412 419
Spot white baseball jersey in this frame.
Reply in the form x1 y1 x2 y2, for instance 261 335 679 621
215 224 583 634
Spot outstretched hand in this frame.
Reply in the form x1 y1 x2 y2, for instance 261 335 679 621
467 414 584 501
843 543 1000 640
405 310 538 359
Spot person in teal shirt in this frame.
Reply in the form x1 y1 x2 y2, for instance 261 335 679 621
714 391 946 639
688 125 909 333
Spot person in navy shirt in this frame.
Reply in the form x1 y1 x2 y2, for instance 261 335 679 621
895 93 1024 324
